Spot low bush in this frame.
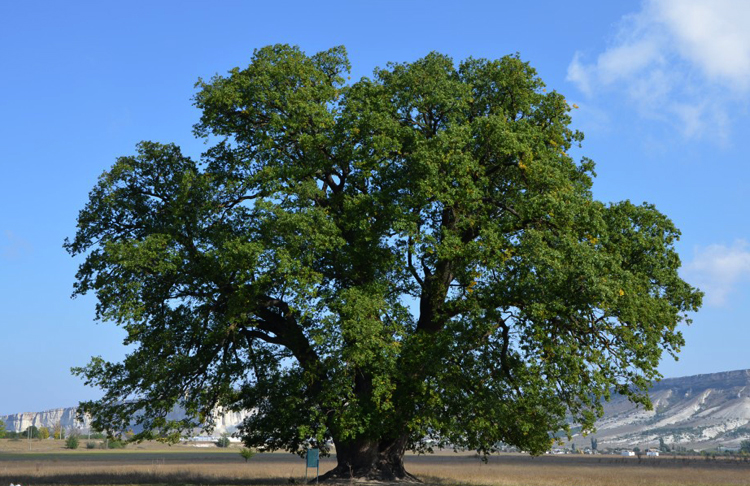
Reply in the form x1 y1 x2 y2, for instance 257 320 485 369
240 447 256 462
65 435 80 449
108 440 126 449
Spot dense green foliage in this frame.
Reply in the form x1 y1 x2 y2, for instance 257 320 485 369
24 426 40 439
65 434 80 449
0 419 5 438
107 439 126 449
67 45 701 476
216 434 231 448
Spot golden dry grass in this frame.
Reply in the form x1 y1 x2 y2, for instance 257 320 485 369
1 441 749 486
0 460 322 485
409 453 750 486
0 438 205 453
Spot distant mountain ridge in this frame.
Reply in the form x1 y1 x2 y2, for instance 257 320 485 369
573 369 750 450
0 407 89 435
0 406 249 437
4 370 750 450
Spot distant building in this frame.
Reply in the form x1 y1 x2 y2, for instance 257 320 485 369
621 450 635 456
646 450 659 457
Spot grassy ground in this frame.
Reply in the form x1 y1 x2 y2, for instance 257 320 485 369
1 440 750 485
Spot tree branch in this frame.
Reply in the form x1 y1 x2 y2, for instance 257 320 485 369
407 235 424 288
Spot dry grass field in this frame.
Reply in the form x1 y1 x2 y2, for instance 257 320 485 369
1 440 749 486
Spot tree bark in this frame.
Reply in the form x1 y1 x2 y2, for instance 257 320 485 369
318 435 420 483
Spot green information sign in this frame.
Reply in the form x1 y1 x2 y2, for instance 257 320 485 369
305 447 320 483
306 447 319 467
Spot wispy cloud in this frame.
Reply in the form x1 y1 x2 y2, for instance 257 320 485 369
567 0 750 142
657 0 750 90
683 240 750 306
1 230 32 261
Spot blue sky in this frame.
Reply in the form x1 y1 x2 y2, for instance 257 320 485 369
1 0 748 415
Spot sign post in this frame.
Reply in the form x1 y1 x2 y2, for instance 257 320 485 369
305 447 320 484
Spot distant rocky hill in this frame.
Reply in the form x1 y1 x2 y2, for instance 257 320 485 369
5 370 750 450
0 406 249 437
571 369 750 451
0 407 89 435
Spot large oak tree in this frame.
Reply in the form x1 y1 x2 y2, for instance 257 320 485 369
67 45 701 481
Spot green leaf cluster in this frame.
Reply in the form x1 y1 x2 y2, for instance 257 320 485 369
67 45 702 458
65 434 80 449
240 447 256 462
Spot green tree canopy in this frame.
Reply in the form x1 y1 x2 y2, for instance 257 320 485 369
0 419 6 438
67 45 701 481
24 425 39 439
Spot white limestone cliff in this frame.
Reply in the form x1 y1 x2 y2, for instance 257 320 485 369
0 406 250 436
0 407 89 434
571 369 750 450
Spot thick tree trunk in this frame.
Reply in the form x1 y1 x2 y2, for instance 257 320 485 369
318 436 420 483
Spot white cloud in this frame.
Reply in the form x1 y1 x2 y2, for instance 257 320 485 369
684 240 750 306
567 52 594 97
568 0 750 141
597 39 664 85
655 0 750 90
